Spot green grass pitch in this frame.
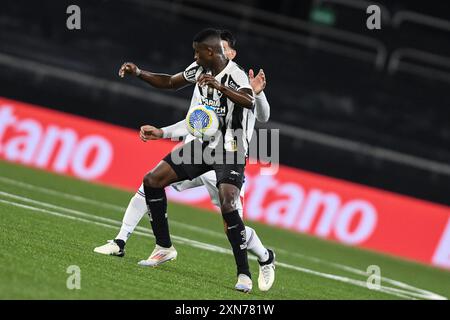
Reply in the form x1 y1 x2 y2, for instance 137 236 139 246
0 160 449 300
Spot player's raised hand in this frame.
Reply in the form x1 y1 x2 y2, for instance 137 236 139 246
119 62 140 78
249 68 266 95
197 74 221 90
139 125 163 142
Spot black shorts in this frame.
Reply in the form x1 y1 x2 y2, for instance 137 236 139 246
163 139 246 190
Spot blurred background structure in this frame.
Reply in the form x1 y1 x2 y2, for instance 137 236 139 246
0 0 449 205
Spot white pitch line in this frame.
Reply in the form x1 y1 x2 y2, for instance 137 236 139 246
0 195 446 300
0 191 226 253
273 248 446 300
0 177 447 300
0 177 447 298
0 176 223 238
0 176 125 211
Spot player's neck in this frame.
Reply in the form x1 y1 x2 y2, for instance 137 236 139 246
210 57 229 76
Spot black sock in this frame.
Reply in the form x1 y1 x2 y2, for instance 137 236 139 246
258 249 274 266
222 210 251 278
114 239 125 250
143 185 172 248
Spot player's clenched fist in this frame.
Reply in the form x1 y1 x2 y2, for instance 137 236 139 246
197 74 222 90
140 125 163 142
119 62 140 78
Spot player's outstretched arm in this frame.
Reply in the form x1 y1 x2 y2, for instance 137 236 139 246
119 62 189 90
160 120 189 139
139 121 189 142
254 92 270 123
249 69 270 123
198 74 254 108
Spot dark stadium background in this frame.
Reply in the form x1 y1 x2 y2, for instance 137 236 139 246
0 0 449 206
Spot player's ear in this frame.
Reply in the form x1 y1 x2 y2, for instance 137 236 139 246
229 49 237 60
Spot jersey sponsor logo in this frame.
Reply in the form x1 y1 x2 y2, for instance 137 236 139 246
214 106 227 116
228 76 240 91
199 98 226 116
200 97 220 107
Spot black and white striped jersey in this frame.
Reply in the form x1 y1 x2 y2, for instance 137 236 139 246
183 60 255 155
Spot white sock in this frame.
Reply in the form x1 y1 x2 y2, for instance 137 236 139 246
115 193 148 242
245 226 269 262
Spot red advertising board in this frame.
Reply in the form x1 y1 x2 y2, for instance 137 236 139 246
0 97 449 269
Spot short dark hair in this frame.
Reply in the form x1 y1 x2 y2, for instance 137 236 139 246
193 28 221 44
220 30 236 50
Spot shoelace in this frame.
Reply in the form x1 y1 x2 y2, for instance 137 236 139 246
261 265 273 282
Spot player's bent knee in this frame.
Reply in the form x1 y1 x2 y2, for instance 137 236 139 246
143 160 179 189
143 172 163 189
142 173 152 188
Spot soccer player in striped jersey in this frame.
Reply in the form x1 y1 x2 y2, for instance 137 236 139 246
94 29 275 292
